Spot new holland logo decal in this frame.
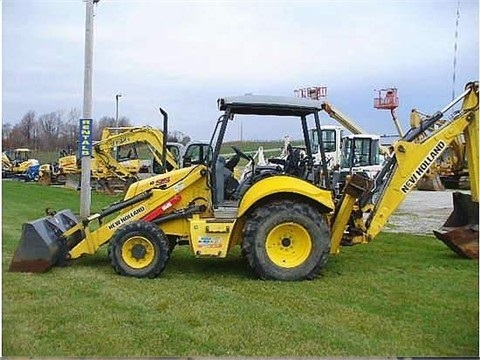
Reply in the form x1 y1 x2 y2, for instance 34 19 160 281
107 206 146 231
400 140 446 194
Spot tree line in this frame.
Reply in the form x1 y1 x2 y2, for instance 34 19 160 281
2 109 192 153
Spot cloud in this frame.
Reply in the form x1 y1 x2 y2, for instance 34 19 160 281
93 1 476 85
3 0 478 141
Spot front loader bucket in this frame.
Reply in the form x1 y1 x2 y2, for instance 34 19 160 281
9 209 80 273
433 192 478 259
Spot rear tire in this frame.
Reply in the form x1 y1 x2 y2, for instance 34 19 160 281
242 200 330 281
108 220 169 278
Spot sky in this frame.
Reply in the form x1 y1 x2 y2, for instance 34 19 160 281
2 0 479 143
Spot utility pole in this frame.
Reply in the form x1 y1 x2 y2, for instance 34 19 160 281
114 93 122 160
115 93 122 127
79 0 98 218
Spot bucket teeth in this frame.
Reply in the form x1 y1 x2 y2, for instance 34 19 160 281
9 209 79 273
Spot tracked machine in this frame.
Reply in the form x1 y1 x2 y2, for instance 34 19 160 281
2 148 39 179
10 81 479 279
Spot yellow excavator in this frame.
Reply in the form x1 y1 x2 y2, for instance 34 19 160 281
89 125 179 190
9 81 478 279
38 125 180 192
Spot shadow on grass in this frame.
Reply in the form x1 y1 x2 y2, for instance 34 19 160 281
64 253 111 270
167 250 255 280
62 246 256 280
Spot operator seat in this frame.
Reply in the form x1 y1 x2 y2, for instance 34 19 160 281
284 146 307 178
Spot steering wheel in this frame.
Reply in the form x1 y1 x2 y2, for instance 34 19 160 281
231 146 254 163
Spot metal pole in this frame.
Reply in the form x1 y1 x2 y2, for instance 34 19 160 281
240 119 243 142
80 0 96 218
390 108 404 137
115 94 122 127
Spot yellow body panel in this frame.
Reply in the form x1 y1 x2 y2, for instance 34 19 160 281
68 165 211 259
189 216 233 257
237 175 334 218
2 152 12 170
330 193 357 254
58 155 79 174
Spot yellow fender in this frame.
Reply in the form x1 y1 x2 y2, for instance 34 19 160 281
237 175 334 218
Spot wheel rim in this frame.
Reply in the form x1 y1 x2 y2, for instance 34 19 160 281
121 236 155 269
265 222 312 268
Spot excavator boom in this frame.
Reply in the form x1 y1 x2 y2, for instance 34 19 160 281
92 125 179 180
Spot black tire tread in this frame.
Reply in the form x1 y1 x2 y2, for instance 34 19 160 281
242 200 330 281
108 220 169 278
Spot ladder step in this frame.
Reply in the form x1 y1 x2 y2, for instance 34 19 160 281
214 206 238 219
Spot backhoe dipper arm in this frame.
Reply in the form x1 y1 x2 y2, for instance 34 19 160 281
330 81 478 253
365 82 478 240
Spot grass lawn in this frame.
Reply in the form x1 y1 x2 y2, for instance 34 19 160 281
2 180 478 357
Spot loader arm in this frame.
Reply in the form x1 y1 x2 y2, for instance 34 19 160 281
330 81 478 254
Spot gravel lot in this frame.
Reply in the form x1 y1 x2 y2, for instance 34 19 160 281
383 189 470 236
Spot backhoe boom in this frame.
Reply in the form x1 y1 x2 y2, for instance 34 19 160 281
331 81 479 255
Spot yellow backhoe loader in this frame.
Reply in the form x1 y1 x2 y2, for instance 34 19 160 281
9 81 478 280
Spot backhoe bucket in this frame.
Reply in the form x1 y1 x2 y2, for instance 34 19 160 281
416 172 445 191
433 192 479 259
9 209 80 273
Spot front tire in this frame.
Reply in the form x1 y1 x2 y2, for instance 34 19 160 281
242 200 331 281
108 220 169 278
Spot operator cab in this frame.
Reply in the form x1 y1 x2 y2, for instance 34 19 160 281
11 148 33 166
210 95 332 205
166 142 212 168
308 125 344 169
183 142 212 167
331 134 382 196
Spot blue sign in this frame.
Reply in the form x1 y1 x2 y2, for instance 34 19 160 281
78 118 93 157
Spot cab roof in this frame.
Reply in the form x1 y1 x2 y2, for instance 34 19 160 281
218 95 323 117
14 148 32 152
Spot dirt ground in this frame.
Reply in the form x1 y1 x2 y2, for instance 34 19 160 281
383 189 470 236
